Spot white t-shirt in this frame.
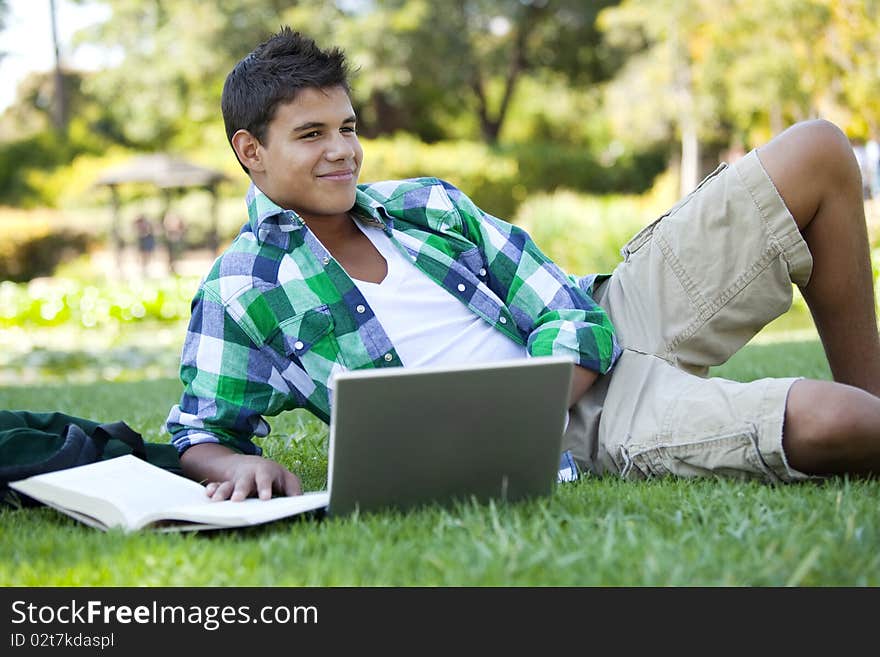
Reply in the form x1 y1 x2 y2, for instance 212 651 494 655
350 221 528 368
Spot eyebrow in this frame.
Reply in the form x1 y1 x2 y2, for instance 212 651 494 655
292 115 357 133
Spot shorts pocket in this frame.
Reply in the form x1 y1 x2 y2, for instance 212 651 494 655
621 216 664 258
621 428 779 482
621 163 729 259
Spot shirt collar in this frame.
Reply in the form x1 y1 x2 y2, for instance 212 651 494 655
246 182 391 244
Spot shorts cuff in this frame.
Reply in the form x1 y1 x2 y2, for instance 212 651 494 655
757 376 817 482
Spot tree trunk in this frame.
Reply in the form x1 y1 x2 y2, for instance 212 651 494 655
49 0 67 133
470 3 546 144
680 113 699 196
670 17 699 195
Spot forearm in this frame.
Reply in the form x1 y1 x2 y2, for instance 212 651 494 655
179 442 243 485
569 365 598 407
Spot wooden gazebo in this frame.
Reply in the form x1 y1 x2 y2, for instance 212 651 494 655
95 154 229 260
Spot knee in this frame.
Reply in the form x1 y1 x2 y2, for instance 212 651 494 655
789 119 859 183
783 380 878 474
795 118 849 150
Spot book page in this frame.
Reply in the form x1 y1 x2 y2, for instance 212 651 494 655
11 455 207 529
12 455 330 531
155 491 330 529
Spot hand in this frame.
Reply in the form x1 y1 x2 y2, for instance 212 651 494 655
204 455 302 501
180 443 302 501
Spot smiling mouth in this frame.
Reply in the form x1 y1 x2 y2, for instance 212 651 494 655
318 170 355 181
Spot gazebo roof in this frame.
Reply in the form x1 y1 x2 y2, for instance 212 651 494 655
95 153 228 189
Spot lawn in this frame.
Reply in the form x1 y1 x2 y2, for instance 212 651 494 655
1 316 878 587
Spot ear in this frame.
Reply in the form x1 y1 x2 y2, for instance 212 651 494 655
231 129 265 173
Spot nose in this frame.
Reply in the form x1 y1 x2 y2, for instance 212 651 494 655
325 131 357 162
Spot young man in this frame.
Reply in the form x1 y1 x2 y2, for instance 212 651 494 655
166 27 880 501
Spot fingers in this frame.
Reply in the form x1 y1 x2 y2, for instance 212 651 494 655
256 470 301 499
282 471 303 497
203 462 302 501
206 480 236 501
230 478 252 502
255 469 274 501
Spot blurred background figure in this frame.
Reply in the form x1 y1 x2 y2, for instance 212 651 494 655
866 136 880 201
133 214 156 276
162 211 187 276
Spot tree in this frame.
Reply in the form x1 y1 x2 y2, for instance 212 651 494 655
598 0 880 191
72 0 288 149
599 0 726 194
217 0 624 144
350 0 623 144
58 1 628 147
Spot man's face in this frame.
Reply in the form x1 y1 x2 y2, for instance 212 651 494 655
254 85 362 222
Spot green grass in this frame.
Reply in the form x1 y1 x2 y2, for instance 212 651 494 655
1 334 878 586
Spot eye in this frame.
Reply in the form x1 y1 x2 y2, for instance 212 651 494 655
342 126 357 134
301 131 321 139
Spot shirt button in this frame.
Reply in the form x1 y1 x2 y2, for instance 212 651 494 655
457 283 466 292
294 341 304 350
356 304 366 314
384 353 393 362
479 268 487 277
322 256 330 266
499 317 507 325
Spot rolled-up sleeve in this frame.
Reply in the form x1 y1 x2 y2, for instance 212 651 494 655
165 287 296 456
441 180 620 374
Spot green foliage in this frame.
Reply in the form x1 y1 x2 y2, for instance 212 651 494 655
74 0 280 149
599 0 880 150
0 217 93 282
359 136 520 216
506 141 667 199
0 132 78 207
0 125 115 208
20 146 136 210
0 276 195 329
360 135 666 218
511 168 679 274
513 190 654 275
289 0 624 143
0 323 184 385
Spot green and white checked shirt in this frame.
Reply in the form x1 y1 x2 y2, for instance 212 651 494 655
166 178 620 455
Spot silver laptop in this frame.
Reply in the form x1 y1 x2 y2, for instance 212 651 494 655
326 356 574 516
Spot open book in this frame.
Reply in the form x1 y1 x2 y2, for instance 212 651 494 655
9 455 329 532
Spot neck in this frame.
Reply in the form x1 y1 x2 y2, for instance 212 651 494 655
301 211 358 249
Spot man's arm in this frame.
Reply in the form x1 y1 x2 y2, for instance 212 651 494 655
168 286 308 501
569 365 598 408
439 180 621 375
180 443 301 501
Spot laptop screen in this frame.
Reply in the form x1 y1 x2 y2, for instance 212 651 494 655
327 357 573 516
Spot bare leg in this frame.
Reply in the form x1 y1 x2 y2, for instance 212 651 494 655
784 379 880 475
757 120 880 395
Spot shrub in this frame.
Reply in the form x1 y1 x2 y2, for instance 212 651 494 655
511 170 680 276
0 276 196 328
512 190 652 276
0 216 94 282
359 135 667 218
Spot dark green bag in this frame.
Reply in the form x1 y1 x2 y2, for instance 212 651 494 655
0 410 181 507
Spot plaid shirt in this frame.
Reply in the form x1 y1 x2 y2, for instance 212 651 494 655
166 178 620 455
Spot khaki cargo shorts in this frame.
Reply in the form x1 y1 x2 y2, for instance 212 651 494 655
563 150 815 483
